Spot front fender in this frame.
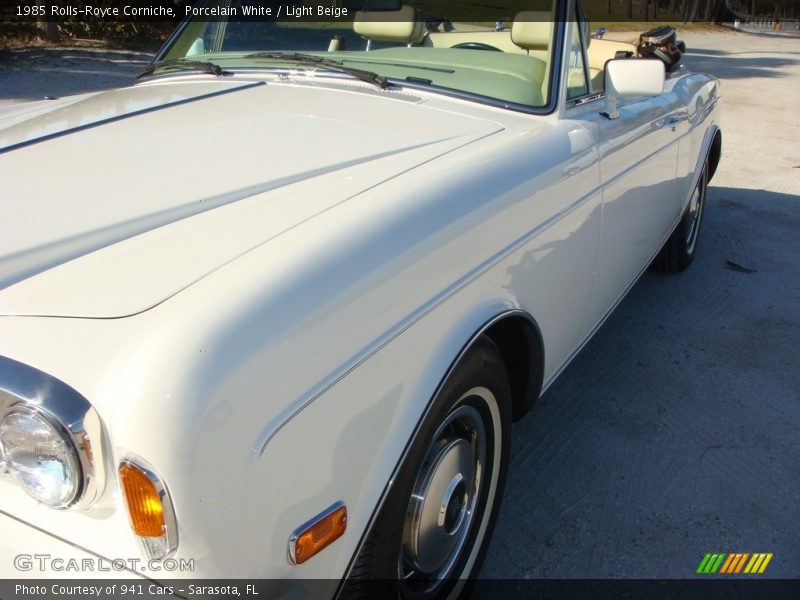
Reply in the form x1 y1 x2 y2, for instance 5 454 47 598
244 298 523 581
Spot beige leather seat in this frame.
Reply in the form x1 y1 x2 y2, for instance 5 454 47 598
354 5 426 49
510 12 552 58
510 12 554 100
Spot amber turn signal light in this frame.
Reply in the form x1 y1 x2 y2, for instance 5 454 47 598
119 461 165 537
290 503 347 565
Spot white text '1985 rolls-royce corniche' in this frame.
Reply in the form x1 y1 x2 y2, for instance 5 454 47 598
0 0 720 597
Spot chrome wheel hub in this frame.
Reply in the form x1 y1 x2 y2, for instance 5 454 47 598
440 473 467 533
402 405 486 581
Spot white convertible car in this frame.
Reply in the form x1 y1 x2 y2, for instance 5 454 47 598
0 0 720 597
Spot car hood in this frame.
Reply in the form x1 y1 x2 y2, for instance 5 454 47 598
0 78 503 318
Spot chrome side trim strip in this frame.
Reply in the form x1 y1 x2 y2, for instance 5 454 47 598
255 187 596 458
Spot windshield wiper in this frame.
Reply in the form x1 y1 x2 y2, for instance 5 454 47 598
137 59 228 80
244 52 390 89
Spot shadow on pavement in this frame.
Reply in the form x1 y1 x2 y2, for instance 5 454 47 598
684 48 799 79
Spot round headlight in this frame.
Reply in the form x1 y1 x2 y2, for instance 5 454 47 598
0 409 82 507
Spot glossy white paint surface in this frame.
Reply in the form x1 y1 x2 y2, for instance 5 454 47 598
0 510 144 580
0 18 720 586
0 79 502 316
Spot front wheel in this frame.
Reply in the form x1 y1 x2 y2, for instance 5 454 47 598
653 162 708 273
345 337 512 600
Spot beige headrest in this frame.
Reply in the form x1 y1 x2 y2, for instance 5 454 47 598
354 5 425 44
511 12 553 51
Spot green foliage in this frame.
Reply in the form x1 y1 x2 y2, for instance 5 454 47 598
56 20 174 43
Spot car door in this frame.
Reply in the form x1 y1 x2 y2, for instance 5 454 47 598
567 21 685 334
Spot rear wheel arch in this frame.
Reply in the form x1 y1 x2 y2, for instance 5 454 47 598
707 128 722 182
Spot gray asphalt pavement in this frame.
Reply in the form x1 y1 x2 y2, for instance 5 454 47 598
482 30 800 580
0 27 797 584
0 46 152 103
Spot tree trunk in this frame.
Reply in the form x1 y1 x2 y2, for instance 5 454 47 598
703 0 713 20
683 0 700 23
36 19 58 41
687 0 701 21
628 0 634 19
710 0 723 21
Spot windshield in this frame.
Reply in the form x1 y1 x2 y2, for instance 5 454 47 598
155 1 559 110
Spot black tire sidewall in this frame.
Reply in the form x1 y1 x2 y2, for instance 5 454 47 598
653 161 708 273
679 163 708 265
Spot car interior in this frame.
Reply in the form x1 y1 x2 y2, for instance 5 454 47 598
346 5 641 104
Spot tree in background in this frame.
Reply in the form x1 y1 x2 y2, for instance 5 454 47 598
599 0 797 21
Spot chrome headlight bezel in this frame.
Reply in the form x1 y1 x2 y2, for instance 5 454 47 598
0 355 106 510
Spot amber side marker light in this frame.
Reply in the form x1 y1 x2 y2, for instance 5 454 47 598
119 461 165 536
289 502 347 565
119 459 178 560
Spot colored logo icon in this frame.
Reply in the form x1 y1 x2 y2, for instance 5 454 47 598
696 552 773 574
